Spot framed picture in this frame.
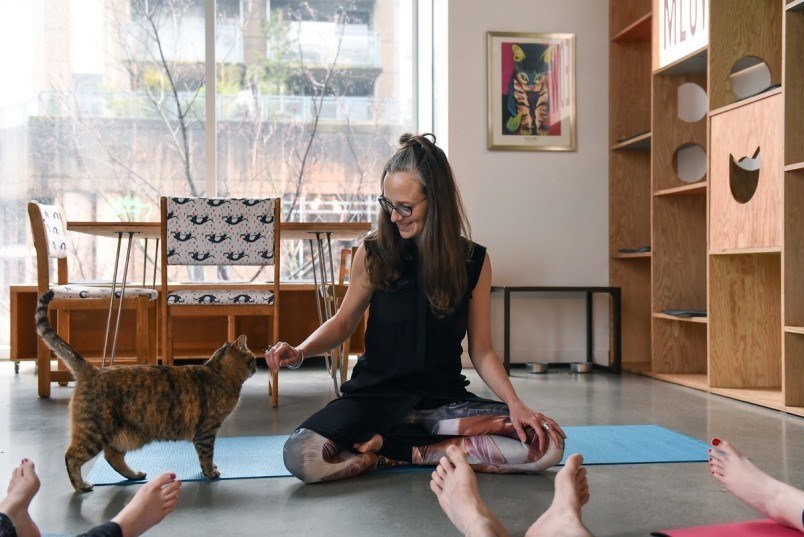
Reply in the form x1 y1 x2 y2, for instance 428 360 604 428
487 31 576 151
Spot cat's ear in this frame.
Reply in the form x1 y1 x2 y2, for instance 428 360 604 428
234 334 248 350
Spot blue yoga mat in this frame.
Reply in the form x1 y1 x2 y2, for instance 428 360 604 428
86 425 709 486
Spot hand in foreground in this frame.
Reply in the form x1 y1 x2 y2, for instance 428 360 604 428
264 341 302 372
507 400 566 454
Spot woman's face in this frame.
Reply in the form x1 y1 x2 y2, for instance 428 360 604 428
382 171 427 240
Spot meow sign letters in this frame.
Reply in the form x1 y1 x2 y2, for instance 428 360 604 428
658 0 709 68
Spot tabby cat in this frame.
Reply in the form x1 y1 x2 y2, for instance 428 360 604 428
35 289 257 492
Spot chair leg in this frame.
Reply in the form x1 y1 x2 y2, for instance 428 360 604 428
136 298 149 365
271 369 278 408
37 333 51 398
148 302 158 365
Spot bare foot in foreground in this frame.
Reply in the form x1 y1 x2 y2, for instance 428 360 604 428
110 472 181 537
0 459 41 537
709 438 804 531
525 453 592 537
430 445 509 537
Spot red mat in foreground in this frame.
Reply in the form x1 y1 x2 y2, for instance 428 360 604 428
652 519 800 536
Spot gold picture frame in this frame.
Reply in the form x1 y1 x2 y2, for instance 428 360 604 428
487 31 576 151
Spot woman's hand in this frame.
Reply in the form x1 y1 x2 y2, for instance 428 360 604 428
507 400 566 454
264 341 303 372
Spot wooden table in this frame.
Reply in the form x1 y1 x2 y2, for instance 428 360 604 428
67 220 371 380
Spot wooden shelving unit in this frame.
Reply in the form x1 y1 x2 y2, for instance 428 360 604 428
608 0 804 415
609 0 653 375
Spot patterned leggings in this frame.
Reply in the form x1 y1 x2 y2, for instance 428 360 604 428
283 400 564 483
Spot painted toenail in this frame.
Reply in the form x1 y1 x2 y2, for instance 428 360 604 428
712 438 721 446
170 473 176 479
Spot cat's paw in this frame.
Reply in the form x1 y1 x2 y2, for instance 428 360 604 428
75 481 95 493
204 469 221 479
129 472 147 481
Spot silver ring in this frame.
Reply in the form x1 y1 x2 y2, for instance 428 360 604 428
542 423 551 431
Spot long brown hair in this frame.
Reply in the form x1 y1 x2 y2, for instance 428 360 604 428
365 133 472 316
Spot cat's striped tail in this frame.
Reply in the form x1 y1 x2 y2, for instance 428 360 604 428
35 290 97 380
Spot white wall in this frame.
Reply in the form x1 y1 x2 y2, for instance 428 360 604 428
443 1 611 365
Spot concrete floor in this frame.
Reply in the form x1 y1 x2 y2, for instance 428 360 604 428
1 359 802 537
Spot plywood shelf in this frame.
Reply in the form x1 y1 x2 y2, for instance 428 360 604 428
654 49 708 76
612 13 651 42
612 252 652 259
785 162 804 172
612 132 651 151
709 247 782 255
654 183 707 197
622 361 652 374
787 0 804 12
709 87 783 118
653 313 708 324
710 387 785 410
651 373 709 391
785 326 804 334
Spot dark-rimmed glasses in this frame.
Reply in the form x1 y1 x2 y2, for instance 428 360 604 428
377 195 426 217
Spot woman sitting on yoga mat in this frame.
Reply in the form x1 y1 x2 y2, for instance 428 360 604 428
266 133 566 483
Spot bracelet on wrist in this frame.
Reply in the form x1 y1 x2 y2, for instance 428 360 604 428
287 347 304 369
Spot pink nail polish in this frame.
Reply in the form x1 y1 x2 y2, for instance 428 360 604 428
170 473 176 480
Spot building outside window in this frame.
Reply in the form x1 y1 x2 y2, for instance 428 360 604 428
0 0 418 351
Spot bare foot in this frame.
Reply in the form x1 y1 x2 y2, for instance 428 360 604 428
709 438 804 531
0 459 41 537
353 434 383 454
525 453 592 537
111 472 181 537
430 445 509 537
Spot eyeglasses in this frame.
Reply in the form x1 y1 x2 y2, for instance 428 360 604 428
377 195 426 217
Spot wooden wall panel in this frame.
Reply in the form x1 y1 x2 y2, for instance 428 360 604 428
651 319 707 374
709 254 781 388
710 94 783 251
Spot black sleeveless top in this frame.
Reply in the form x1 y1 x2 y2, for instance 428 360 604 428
340 239 487 397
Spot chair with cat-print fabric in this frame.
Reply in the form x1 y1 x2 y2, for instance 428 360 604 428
160 196 281 407
28 201 158 398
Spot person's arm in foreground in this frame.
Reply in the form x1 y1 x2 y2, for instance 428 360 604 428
466 254 566 453
266 244 373 370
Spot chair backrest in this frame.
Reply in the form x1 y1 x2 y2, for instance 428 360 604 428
162 197 280 267
28 201 69 292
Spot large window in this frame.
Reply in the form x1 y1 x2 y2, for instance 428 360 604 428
0 0 418 351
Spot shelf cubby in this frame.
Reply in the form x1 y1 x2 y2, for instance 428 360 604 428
709 0 783 111
652 316 707 375
709 93 783 251
652 73 708 192
709 253 782 389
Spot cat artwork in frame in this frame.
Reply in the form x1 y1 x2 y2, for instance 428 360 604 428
487 31 576 151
